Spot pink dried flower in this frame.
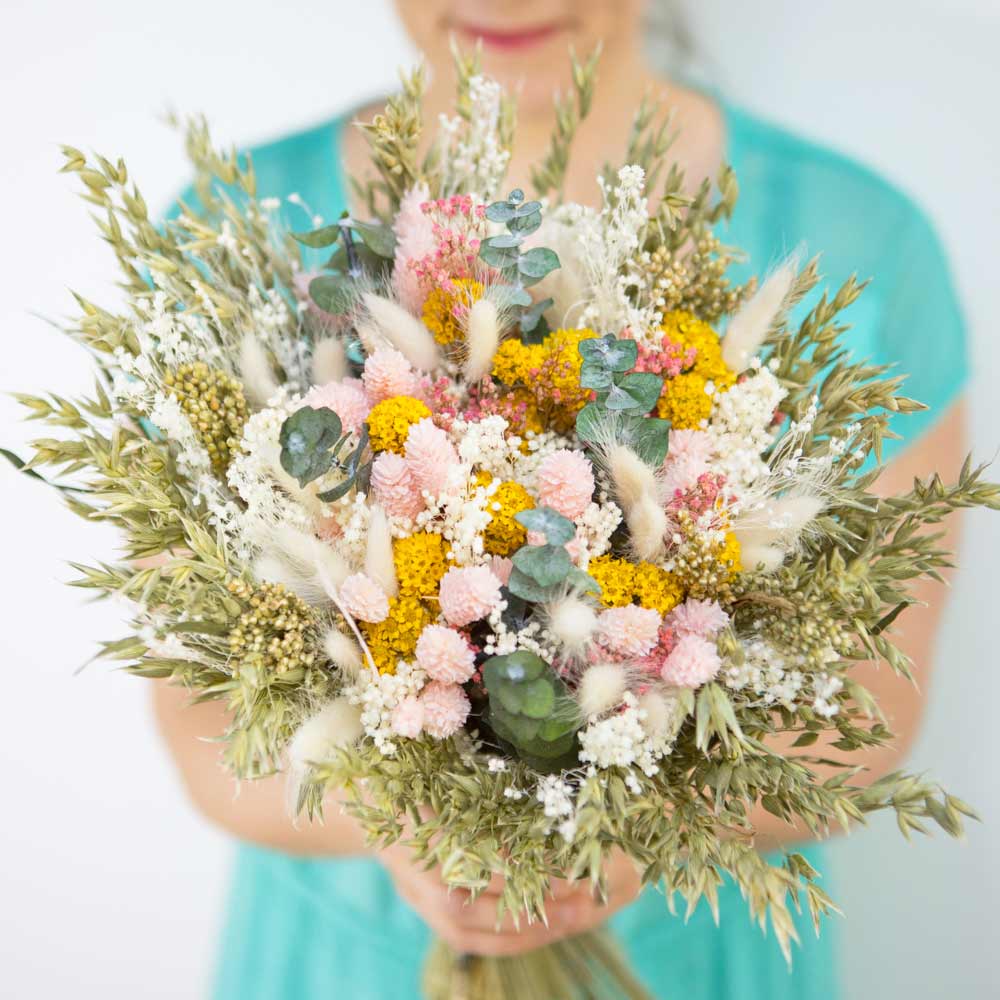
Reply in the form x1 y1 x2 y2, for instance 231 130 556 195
438 565 502 627
415 625 477 684
661 430 714 496
537 449 595 520
392 184 437 313
304 378 371 433
371 451 425 519
487 556 513 586
660 634 721 688
362 346 422 404
595 605 662 659
420 681 471 738
391 695 425 738
339 572 390 623
635 622 678 676
667 598 729 638
405 417 460 498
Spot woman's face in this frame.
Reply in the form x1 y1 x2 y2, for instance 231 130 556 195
393 0 647 109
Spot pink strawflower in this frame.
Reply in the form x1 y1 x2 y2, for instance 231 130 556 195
362 346 422 404
660 634 721 688
667 598 729 638
371 451 425 519
304 377 371 433
595 606 662 659
537 449 595 520
391 695 425 738
405 417 460 498
415 625 477 684
438 565 503 627
420 681 471 738
338 573 389 623
392 184 437 313
487 556 513 586
662 430 714 496
635 622 678 676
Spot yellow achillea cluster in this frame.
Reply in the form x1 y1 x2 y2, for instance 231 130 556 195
483 480 534 556
656 311 736 430
492 327 598 433
588 555 684 613
367 395 431 453
361 596 433 673
421 278 483 346
393 531 450 597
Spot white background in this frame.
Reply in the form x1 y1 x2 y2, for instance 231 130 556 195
1 1 997 997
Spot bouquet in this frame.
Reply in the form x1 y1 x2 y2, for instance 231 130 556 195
11 52 997 999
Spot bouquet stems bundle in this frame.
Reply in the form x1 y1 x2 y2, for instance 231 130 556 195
9 49 997 998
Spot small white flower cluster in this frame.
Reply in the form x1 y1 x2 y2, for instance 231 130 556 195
323 493 372 567
707 363 788 492
452 415 519 480
346 660 426 756
483 600 557 660
578 692 669 777
574 500 623 566
812 672 844 718
438 75 510 201
536 775 579 841
723 638 804 707
416 478 494 566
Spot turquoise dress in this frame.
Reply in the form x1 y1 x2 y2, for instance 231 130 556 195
189 96 968 1000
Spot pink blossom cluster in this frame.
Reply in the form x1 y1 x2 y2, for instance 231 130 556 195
632 332 697 378
372 416 460 517
666 471 730 519
391 682 471 740
408 195 488 297
460 378 531 430
634 599 729 688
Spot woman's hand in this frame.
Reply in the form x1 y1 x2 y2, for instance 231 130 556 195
378 842 642 958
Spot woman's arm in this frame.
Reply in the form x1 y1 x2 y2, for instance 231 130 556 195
749 400 967 850
151 682 369 856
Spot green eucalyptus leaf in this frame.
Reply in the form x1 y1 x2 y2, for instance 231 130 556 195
292 222 342 249
518 247 560 280
309 273 355 315
565 567 601 596
579 335 638 372
485 201 516 223
512 544 573 587
580 360 614 391
350 219 397 258
506 566 556 603
515 507 576 546
278 406 343 487
519 678 556 719
616 372 664 412
575 402 605 444
520 296 552 335
604 383 643 411
622 415 671 466
492 284 533 309
479 241 520 269
507 211 542 236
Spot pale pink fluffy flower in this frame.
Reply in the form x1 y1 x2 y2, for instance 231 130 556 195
415 625 477 684
362 346 422 404
596 606 661 659
405 418 460 498
438 566 502 627
371 451 425 519
304 378 371 433
667 598 729 638
536 449 595 520
391 696 425 738
487 556 513 586
661 430 714 496
659 634 721 688
338 573 389 623
420 681 471 738
392 184 436 313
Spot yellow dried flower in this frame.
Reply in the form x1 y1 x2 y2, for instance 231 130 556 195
660 310 736 388
483 480 534 556
717 531 742 576
367 395 431 453
588 555 638 608
361 595 433 674
226 578 317 676
633 562 685 614
164 362 248 474
656 371 714 429
492 339 546 386
393 531 449 598
421 278 483 346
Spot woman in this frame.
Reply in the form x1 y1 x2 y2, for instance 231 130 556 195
156 2 969 997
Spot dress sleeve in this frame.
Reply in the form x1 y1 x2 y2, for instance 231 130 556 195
877 201 969 459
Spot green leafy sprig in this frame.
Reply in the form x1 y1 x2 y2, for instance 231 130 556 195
574 334 671 465
278 405 371 502
506 507 598 602
478 189 560 339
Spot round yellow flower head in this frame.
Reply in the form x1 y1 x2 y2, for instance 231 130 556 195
633 562 685 614
492 339 546 387
656 371 714 429
367 395 432 453
588 555 639 609
393 531 450 598
483 480 534 556
422 278 483 347
361 595 433 674
660 310 736 389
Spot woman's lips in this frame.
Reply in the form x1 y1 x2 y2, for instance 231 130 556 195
452 21 568 52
